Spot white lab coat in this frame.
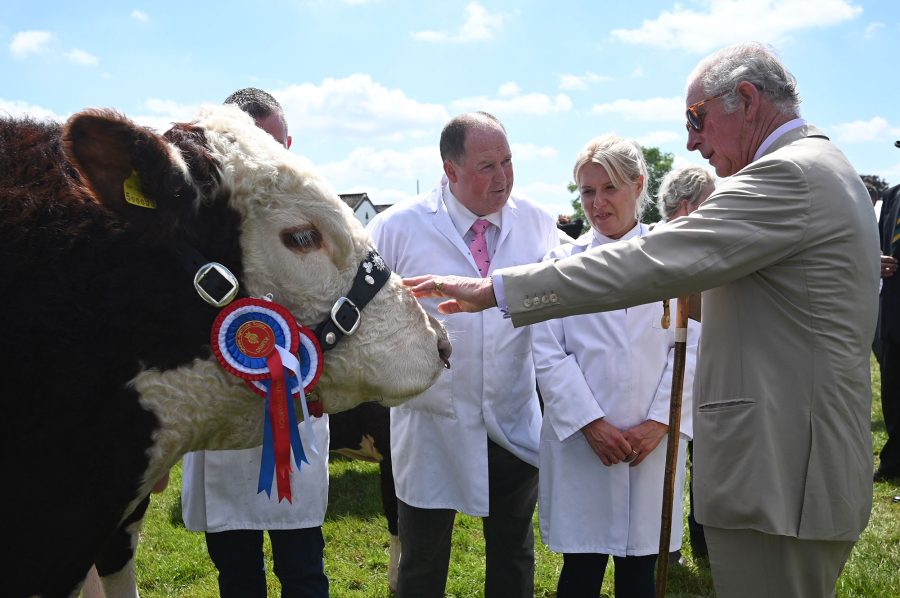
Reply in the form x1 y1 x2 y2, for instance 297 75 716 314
367 179 558 515
532 224 698 556
181 415 329 532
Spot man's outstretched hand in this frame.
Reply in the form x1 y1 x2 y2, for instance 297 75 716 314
404 274 497 314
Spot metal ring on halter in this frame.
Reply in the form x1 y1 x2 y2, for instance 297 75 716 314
434 279 444 292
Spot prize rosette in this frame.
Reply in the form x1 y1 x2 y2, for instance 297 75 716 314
210 297 324 503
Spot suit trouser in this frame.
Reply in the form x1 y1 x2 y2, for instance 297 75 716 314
704 527 854 598
205 527 329 598
879 338 900 475
395 439 538 598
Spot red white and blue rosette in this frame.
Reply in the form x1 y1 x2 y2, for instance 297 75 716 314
210 297 323 503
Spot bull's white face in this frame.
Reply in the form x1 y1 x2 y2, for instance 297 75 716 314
196 106 448 412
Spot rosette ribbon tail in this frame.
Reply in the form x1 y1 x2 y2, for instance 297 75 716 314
265 349 294 502
258 391 276 498
274 345 318 457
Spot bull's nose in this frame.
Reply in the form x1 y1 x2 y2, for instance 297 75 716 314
438 337 452 369
426 312 452 368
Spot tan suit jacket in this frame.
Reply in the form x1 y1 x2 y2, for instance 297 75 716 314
502 125 880 541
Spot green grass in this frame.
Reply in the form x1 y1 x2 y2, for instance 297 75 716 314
135 357 900 596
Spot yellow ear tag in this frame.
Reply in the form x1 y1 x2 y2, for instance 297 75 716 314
123 170 157 209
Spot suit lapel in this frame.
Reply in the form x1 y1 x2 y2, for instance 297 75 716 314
428 185 484 274
495 197 518 259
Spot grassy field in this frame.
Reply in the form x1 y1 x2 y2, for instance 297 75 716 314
135 359 899 597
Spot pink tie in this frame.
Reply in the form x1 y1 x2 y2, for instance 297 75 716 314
469 219 492 277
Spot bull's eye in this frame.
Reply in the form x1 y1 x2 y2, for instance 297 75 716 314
282 226 322 252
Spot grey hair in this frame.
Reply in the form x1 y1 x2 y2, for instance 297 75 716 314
690 42 801 117
573 134 650 220
440 111 506 163
657 166 716 221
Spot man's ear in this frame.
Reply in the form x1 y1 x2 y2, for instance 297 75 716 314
444 160 459 184
737 80 760 122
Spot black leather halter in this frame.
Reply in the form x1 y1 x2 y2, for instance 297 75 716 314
173 241 391 351
313 250 390 351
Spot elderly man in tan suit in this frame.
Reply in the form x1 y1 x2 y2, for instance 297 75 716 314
406 42 880 598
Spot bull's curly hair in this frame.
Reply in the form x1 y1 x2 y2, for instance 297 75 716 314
223 87 283 120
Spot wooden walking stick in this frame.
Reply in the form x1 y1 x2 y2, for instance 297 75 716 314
655 295 691 598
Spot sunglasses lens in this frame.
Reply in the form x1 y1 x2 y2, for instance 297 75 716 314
687 108 702 131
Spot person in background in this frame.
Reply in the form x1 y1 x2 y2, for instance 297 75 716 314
657 165 716 563
368 111 559 598
874 141 900 482
533 134 698 598
406 42 880 598
181 87 330 598
657 166 716 222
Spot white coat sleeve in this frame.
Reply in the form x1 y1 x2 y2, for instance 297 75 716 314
532 315 606 442
646 316 698 439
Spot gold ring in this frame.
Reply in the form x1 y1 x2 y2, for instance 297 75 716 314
434 279 444 292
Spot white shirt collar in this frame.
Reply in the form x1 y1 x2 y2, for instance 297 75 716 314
441 178 502 237
590 221 645 247
753 117 806 162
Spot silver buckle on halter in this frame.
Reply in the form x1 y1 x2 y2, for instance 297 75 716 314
330 296 361 336
193 262 240 308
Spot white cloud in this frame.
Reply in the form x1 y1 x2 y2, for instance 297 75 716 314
630 65 644 78
317 146 441 195
275 74 449 141
863 22 885 39
880 163 900 184
131 9 149 22
454 83 572 115
498 81 521 97
591 96 684 122
0 98 64 121
830 117 900 143
612 0 863 53
412 2 510 43
635 130 682 147
511 143 558 161
10 30 53 59
558 72 611 90
65 48 99 66
131 98 203 131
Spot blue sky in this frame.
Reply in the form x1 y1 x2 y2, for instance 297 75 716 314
3 0 898 217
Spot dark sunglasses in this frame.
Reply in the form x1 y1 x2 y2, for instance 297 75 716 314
685 90 729 132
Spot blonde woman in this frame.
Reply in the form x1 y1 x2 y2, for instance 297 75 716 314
532 135 697 597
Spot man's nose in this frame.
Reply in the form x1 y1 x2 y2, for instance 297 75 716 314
686 127 700 152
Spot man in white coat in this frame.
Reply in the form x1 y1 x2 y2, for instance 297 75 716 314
367 111 558 598
405 43 880 598
181 88 330 598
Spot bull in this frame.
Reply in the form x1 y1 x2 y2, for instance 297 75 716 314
0 104 450 597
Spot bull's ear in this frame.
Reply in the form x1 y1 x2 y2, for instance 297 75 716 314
63 108 196 235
